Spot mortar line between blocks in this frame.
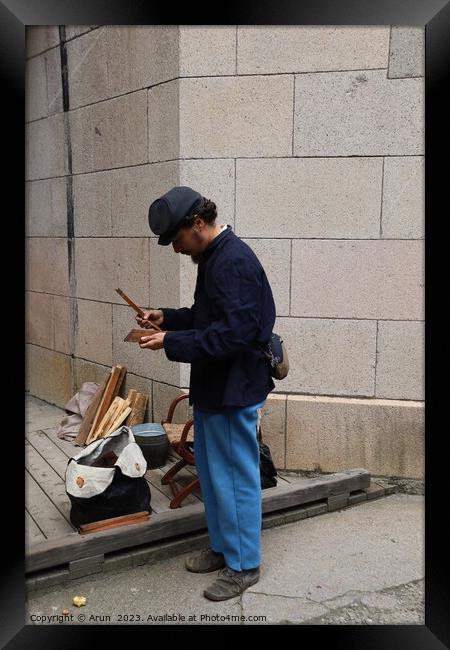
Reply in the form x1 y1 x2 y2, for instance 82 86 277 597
25 154 424 181
387 25 393 78
26 66 399 121
292 74 296 156
235 26 238 75
284 395 288 470
374 320 379 397
380 157 385 238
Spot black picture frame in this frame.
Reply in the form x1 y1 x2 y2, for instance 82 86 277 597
4 0 448 644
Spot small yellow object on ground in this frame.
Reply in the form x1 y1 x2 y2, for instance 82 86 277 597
72 596 87 607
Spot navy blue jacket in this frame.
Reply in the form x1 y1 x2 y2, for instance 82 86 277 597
160 225 276 413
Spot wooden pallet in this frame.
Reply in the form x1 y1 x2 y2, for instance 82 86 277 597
25 424 385 576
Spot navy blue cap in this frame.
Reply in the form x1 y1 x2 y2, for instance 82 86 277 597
148 186 204 245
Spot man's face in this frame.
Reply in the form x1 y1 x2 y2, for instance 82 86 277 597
171 217 207 264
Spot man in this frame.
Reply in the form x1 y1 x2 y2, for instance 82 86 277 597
138 185 276 601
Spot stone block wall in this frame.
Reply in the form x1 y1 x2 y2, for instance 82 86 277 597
25 26 424 478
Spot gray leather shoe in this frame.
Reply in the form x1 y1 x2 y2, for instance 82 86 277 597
185 548 226 573
203 566 260 601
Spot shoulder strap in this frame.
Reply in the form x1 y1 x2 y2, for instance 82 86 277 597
250 337 272 359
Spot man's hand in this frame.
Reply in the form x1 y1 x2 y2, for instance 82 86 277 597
139 331 167 350
136 308 164 329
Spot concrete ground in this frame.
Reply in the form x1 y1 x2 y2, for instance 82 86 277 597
25 395 424 626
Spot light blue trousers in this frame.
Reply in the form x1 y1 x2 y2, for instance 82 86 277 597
193 399 266 571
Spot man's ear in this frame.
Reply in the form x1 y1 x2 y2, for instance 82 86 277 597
193 215 204 230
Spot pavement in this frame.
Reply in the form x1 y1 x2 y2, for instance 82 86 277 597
25 394 424 625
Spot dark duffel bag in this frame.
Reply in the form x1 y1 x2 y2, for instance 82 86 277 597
65 425 151 528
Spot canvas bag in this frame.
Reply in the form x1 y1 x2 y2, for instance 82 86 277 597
65 425 151 528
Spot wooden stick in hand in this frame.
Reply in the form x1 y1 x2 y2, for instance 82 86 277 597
115 288 163 332
115 288 146 316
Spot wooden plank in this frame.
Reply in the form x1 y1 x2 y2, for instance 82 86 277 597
144 475 175 514
85 377 114 444
25 470 74 539
147 464 201 505
162 459 199 490
27 501 206 573
93 396 124 440
124 329 157 342
69 554 105 579
126 389 138 407
26 430 71 479
261 468 371 512
95 366 128 438
156 465 203 500
126 392 148 428
25 510 46 545
147 468 200 505
363 482 386 500
26 397 66 433
124 391 139 426
43 426 79 458
114 366 127 399
157 457 183 475
327 492 350 511
86 365 125 444
25 442 73 524
91 396 124 442
74 371 110 446
79 511 150 535
103 405 132 438
277 472 312 485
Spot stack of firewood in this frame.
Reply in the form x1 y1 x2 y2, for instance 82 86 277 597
74 365 149 446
